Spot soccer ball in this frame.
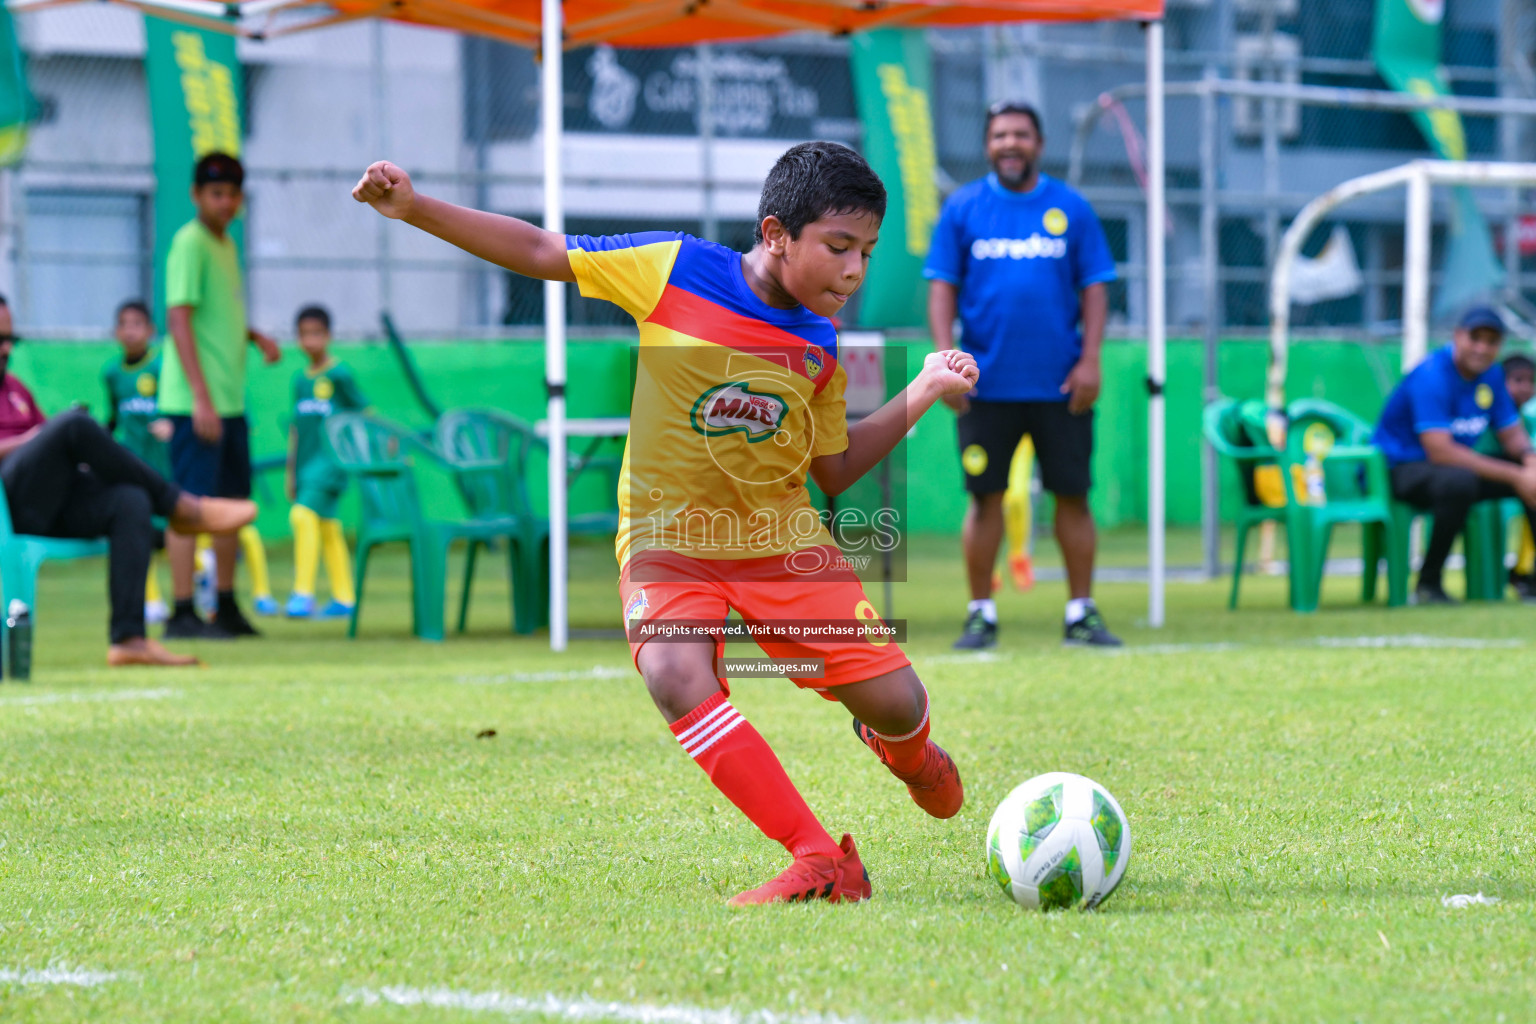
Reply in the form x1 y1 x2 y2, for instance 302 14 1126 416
985 772 1131 910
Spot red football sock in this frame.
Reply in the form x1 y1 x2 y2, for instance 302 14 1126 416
867 689 931 775
670 692 841 859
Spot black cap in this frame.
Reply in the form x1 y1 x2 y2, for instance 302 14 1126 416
1457 305 1506 336
194 152 244 189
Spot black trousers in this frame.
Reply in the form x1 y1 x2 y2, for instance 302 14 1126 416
1 412 182 643
1389 459 1536 589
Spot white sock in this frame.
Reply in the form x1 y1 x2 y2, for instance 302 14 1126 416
1065 598 1094 624
967 598 997 624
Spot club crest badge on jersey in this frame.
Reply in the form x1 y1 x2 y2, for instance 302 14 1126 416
314 377 335 401
1475 383 1494 409
803 344 825 380
136 373 157 397
1043 207 1069 236
625 588 649 628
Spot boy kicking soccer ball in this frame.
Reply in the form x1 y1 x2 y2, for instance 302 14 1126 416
353 142 979 906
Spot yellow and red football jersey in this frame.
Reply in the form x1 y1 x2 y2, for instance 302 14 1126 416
566 232 849 567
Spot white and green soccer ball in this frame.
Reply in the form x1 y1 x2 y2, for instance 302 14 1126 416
985 772 1131 911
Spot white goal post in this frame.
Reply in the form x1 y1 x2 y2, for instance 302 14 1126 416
1268 159 1536 407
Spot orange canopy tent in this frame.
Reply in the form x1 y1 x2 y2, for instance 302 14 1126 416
30 0 1170 643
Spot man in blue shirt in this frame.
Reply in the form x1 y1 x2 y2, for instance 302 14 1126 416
1373 306 1536 603
924 101 1119 648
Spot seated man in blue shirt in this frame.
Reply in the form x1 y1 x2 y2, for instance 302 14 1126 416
1372 306 1536 603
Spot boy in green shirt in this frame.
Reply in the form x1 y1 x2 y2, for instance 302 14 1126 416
159 152 281 640
285 305 365 618
103 300 171 475
102 299 172 624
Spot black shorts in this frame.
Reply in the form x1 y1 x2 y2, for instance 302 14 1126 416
168 414 252 499
956 400 1093 497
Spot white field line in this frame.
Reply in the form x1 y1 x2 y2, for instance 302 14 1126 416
0 687 180 708
1442 891 1501 908
0 966 132 987
456 666 631 685
1311 635 1525 649
917 652 1012 666
1098 642 1245 656
346 986 972 1024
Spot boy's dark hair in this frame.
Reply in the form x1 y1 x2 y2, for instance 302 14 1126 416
754 141 886 245
985 100 1043 139
194 152 244 189
115 299 152 323
295 304 332 331
1503 353 1536 377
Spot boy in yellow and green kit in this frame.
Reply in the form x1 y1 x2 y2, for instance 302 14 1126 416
285 305 365 618
102 300 172 623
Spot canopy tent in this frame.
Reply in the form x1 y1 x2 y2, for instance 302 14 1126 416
16 0 1169 645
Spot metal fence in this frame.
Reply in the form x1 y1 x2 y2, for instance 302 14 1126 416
9 0 1536 341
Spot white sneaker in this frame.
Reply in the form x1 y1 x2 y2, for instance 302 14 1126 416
145 599 169 625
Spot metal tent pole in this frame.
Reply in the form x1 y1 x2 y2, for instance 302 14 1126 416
1199 66 1220 581
1146 19 1167 628
542 0 568 651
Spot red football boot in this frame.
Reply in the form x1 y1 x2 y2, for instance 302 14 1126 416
727 834 871 906
852 719 965 820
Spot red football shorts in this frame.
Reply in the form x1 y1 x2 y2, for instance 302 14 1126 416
618 545 910 696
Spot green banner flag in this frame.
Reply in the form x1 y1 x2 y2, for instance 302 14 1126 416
1373 0 1504 318
0 7 36 167
1372 0 1463 159
144 17 245 316
849 29 939 329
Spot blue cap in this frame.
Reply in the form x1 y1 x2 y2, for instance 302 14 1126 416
1458 305 1506 336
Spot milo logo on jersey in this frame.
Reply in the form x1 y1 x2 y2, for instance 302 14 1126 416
970 234 1067 261
690 382 787 442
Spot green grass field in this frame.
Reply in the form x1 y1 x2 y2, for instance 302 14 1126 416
3 530 1534 1022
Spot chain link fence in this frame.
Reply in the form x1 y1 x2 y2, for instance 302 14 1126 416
7 0 1536 341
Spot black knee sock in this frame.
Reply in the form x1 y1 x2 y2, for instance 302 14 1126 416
173 598 197 618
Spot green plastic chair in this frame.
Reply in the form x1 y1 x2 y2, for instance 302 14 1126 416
1202 398 1292 609
1278 399 1405 612
0 479 108 669
325 412 536 641
431 411 550 635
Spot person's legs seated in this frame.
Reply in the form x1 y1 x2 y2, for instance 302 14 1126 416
2 411 183 531
1390 461 1481 603
44 474 198 667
